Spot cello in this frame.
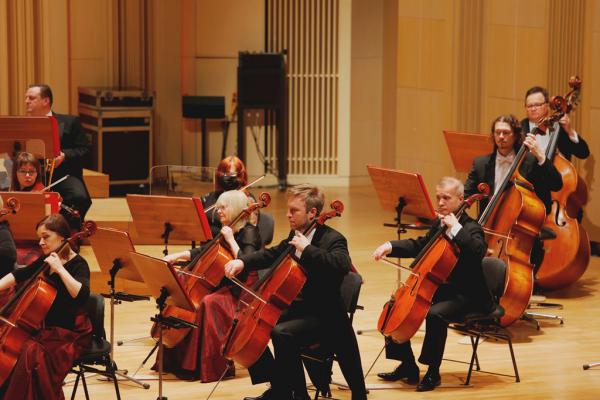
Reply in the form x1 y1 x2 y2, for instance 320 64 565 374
535 76 590 290
222 200 344 368
0 220 96 386
150 192 271 348
377 186 488 344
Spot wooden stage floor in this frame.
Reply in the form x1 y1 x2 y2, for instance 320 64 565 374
67 185 600 399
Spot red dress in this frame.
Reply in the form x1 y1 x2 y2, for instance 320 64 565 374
0 255 93 399
156 224 262 382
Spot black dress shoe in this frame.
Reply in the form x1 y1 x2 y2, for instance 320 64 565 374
244 388 278 400
377 363 420 384
416 372 441 392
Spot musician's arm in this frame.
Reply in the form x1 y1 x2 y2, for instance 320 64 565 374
453 221 487 260
62 117 90 160
59 258 90 304
300 233 351 277
0 273 16 291
0 221 16 278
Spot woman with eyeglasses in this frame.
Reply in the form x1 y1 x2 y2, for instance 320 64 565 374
155 190 262 382
0 214 92 400
10 152 44 192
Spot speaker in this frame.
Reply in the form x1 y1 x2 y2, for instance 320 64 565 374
237 52 285 108
182 96 225 119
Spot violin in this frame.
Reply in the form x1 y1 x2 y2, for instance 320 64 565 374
151 193 271 348
377 186 488 344
222 200 344 368
0 220 96 386
535 76 590 290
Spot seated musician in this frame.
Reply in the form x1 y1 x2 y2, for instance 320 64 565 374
157 190 262 382
522 86 589 163
374 177 493 392
202 155 255 237
0 196 16 279
0 214 92 400
25 84 92 229
224 184 367 400
10 152 44 192
464 114 563 268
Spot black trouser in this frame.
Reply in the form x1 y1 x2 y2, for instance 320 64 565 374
248 300 367 399
385 284 479 368
54 176 92 229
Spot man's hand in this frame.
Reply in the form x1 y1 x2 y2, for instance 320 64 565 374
289 232 310 253
54 151 65 168
559 114 574 137
372 241 392 261
524 133 545 164
439 212 459 230
224 259 245 278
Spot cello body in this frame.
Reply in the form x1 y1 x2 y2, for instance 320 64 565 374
483 180 545 326
536 153 590 290
151 242 233 348
377 238 457 344
222 256 306 368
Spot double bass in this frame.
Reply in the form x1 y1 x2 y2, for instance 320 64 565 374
0 220 96 386
222 200 344 368
377 187 488 344
151 193 271 348
479 124 552 326
535 77 590 290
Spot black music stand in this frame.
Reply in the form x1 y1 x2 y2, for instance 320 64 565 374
129 252 197 400
88 227 151 389
362 165 436 390
126 194 213 255
182 96 226 167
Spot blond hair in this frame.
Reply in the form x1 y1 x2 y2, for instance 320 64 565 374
287 184 325 214
215 190 251 232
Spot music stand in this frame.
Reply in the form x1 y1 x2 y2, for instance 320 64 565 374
443 130 493 173
363 165 436 389
2 192 47 241
126 194 212 255
129 252 197 400
0 116 60 159
89 227 151 390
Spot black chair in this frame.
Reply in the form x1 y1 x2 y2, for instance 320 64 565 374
70 293 121 400
301 271 364 399
447 257 520 385
257 212 275 247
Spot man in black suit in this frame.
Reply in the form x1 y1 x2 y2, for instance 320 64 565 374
521 86 589 162
375 177 493 392
25 84 92 228
464 114 563 215
224 184 367 400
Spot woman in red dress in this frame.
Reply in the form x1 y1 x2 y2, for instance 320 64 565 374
0 214 92 399
157 190 262 382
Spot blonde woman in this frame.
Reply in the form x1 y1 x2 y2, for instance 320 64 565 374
157 190 262 382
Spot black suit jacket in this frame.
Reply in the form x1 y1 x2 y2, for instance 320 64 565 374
389 214 492 307
53 113 90 180
464 151 563 214
521 118 590 161
239 224 351 320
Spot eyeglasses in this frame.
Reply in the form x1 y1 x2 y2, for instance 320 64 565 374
17 169 37 176
526 102 547 109
493 130 513 137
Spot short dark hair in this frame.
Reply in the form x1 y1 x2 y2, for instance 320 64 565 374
525 86 549 103
29 84 53 106
490 114 523 153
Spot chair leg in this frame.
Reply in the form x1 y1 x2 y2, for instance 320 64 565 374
80 365 90 400
507 338 520 382
469 335 481 371
109 360 122 400
465 334 481 385
71 370 81 400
